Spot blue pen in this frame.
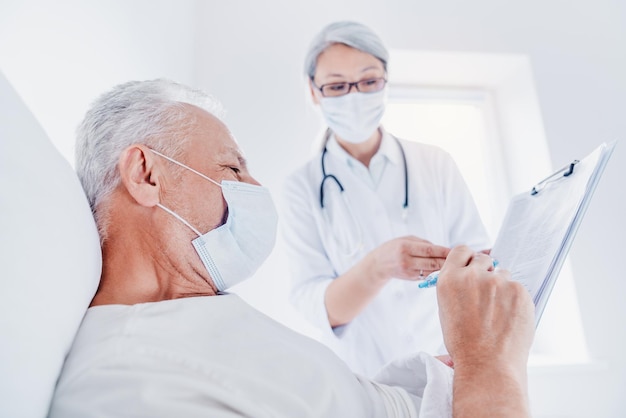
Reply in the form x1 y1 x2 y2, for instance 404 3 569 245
418 259 499 288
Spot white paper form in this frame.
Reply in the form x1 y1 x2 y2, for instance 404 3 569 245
490 141 616 325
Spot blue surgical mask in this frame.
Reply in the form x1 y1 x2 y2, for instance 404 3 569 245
150 149 278 291
319 89 386 144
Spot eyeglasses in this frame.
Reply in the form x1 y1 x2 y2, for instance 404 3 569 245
313 77 387 97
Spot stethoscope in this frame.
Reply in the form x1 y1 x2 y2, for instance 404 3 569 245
318 129 410 256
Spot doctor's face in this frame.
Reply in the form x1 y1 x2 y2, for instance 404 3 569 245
310 43 386 104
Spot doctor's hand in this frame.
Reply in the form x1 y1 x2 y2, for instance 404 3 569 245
367 236 450 283
325 236 450 328
436 245 534 418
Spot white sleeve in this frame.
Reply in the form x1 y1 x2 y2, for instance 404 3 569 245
371 352 453 418
355 378 420 418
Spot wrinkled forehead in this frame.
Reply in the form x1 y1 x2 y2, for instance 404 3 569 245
180 103 246 163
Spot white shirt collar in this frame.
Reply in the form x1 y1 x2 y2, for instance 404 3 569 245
325 127 402 167
377 127 403 166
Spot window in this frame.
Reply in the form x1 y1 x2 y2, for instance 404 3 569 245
382 87 505 237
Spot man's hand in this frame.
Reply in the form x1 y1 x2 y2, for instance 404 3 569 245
436 245 535 418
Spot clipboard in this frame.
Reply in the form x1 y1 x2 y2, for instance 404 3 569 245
489 141 617 326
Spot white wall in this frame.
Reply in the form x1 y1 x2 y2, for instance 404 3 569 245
0 0 198 163
1 1 625 416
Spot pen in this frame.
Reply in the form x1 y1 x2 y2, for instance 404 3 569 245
418 259 499 289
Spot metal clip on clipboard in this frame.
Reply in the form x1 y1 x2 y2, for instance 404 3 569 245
530 159 580 195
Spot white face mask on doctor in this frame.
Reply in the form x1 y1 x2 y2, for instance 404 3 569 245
319 89 386 144
150 149 278 292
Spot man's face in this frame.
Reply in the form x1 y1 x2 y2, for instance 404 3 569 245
160 104 259 235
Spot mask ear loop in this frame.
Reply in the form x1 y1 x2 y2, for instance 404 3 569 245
149 148 223 239
156 203 202 237
149 149 222 187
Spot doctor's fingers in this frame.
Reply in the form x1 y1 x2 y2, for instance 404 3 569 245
396 255 446 280
401 239 451 260
405 242 449 276
375 238 447 279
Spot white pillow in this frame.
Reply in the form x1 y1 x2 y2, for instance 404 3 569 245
0 71 101 418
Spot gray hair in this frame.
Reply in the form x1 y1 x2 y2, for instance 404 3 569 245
75 79 224 238
304 21 389 80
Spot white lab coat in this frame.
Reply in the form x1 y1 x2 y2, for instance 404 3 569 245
49 294 453 417
281 129 491 377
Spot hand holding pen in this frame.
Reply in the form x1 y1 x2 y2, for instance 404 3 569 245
419 257 499 288
435 245 535 416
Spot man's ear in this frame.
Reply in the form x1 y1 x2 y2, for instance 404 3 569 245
118 145 161 207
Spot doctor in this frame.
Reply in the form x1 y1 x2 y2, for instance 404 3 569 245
281 21 491 377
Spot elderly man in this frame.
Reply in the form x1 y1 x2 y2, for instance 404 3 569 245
49 79 534 418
